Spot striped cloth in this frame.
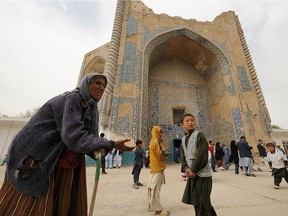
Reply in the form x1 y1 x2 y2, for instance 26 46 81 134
0 155 87 216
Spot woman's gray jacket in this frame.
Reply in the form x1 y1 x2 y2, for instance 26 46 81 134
6 90 114 196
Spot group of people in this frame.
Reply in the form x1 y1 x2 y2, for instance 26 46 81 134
208 141 230 172
257 139 288 189
0 72 217 216
0 71 287 215
208 135 288 189
103 144 123 171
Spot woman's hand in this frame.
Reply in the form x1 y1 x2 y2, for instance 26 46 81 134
185 169 196 179
114 139 135 152
93 148 107 160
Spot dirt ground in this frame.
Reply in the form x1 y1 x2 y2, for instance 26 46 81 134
1 163 288 216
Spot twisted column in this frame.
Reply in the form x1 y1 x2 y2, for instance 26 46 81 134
99 0 126 129
104 0 125 94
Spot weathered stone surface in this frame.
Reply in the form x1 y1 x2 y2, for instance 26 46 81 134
79 0 271 159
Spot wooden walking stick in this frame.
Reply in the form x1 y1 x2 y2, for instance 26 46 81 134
89 151 102 216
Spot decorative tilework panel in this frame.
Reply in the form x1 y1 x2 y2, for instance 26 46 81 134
258 106 272 134
142 26 172 47
122 42 137 82
245 102 255 135
160 124 185 152
141 28 232 145
237 65 252 92
149 79 211 143
232 108 245 138
245 110 255 135
117 116 130 137
227 75 236 95
110 65 122 132
134 53 142 87
132 97 140 140
126 13 138 36
216 42 231 63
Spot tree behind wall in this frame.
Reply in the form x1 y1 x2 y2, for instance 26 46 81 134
271 124 282 129
18 107 40 118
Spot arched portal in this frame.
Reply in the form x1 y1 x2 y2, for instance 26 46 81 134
141 28 234 151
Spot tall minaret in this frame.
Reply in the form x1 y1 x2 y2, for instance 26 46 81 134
99 0 126 130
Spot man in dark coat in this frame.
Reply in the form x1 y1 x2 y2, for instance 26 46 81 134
237 136 256 177
257 139 271 171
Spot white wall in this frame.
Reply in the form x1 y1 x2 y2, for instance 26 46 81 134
1 117 287 160
271 129 288 154
0 117 28 160
271 129 288 145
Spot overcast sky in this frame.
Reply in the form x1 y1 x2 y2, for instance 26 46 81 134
0 0 287 129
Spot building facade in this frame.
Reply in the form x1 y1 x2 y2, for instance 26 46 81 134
79 0 272 160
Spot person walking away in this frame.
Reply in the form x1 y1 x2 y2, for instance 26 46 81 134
105 150 113 169
266 142 288 189
0 72 134 215
113 150 122 168
145 148 150 168
147 126 170 216
100 133 107 174
174 146 181 163
237 136 256 177
215 142 224 170
181 113 217 216
132 139 145 189
230 140 240 175
223 144 230 170
208 141 217 172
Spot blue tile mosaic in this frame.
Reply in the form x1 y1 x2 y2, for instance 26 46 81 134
149 79 211 148
245 102 255 135
227 75 236 95
117 116 130 137
142 26 172 47
122 42 137 82
258 106 272 134
126 13 138 36
237 65 252 92
245 110 255 135
109 66 122 133
140 28 233 145
232 108 245 138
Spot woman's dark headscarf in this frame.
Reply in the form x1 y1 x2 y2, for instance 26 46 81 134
77 72 107 135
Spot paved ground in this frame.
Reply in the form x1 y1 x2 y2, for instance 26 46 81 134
1 163 288 216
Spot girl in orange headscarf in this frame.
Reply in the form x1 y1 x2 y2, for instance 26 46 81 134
147 126 170 216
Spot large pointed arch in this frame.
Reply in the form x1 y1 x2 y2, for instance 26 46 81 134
140 28 233 143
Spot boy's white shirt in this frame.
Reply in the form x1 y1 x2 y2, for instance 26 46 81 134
267 149 285 169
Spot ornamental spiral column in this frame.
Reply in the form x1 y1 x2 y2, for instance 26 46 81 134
99 0 126 129
234 15 272 131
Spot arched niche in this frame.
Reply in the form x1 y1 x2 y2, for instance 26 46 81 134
141 28 232 146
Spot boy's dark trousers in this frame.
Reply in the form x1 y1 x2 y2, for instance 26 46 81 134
211 156 216 171
132 163 143 183
272 168 288 186
101 157 105 172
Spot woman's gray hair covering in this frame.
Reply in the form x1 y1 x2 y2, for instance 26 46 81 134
77 72 107 135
